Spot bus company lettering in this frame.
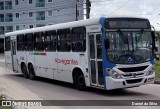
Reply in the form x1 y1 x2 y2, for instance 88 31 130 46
55 58 78 65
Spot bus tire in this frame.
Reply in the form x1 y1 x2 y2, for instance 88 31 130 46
73 70 86 91
28 64 36 80
21 64 28 78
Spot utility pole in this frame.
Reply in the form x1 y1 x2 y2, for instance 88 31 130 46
76 2 78 21
75 0 80 21
86 0 91 19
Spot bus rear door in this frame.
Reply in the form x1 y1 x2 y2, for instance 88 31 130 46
11 39 17 71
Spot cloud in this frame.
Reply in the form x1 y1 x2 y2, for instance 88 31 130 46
139 4 153 15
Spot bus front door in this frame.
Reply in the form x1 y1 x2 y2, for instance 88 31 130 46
11 40 17 71
89 33 104 87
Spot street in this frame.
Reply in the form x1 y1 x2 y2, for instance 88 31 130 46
0 54 159 109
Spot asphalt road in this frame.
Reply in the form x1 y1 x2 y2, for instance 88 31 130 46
0 54 159 109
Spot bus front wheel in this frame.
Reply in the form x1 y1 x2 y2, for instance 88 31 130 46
28 65 36 80
21 64 28 78
73 71 86 91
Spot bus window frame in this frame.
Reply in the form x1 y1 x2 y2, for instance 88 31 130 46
26 33 34 51
44 30 57 52
34 32 45 51
17 34 26 51
71 26 86 52
57 28 71 52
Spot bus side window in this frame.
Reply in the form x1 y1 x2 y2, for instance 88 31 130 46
17 34 26 51
45 31 56 51
72 27 86 52
96 34 102 59
57 29 71 52
26 33 34 51
5 36 11 51
34 32 45 51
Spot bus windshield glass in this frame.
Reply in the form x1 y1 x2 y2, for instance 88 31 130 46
106 31 153 64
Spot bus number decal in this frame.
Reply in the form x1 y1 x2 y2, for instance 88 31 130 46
55 58 78 65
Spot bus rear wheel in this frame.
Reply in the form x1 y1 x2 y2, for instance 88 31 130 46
73 71 86 90
28 65 36 80
21 64 28 78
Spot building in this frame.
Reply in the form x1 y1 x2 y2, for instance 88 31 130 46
0 0 84 52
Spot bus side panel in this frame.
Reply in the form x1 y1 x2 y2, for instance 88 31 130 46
5 51 12 70
34 52 46 77
17 51 27 73
34 52 57 79
78 52 89 86
17 52 21 73
49 52 58 80
56 51 88 84
57 52 77 83
85 32 91 87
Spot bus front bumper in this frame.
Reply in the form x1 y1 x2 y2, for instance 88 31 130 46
105 73 155 90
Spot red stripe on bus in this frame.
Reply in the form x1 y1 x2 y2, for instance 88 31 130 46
40 53 46 56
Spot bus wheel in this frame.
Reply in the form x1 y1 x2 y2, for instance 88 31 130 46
21 64 28 78
73 71 86 90
28 65 36 80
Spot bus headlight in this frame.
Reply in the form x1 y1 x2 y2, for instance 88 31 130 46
146 67 155 76
109 70 122 79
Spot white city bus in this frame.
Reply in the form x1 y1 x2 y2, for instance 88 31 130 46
5 17 155 90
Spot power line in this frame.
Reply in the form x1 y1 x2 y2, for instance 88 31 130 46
95 1 114 12
91 0 130 16
108 0 131 16
90 1 113 17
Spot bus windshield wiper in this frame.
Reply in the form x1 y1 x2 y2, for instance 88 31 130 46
140 29 144 36
117 29 128 44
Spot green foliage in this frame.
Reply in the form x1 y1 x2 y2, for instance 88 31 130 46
155 61 160 78
156 32 160 38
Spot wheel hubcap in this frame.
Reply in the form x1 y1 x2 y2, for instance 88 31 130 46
78 75 85 86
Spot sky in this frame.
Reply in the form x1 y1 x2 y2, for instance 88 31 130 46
90 0 160 31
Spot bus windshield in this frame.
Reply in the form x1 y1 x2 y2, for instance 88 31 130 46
106 31 153 64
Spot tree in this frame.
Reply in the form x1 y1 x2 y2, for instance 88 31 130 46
156 32 160 38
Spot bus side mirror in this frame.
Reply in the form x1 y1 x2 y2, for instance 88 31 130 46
105 39 110 49
151 31 155 50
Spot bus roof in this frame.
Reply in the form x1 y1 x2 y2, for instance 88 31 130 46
5 18 100 37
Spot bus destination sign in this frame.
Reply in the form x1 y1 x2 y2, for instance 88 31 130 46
106 18 150 29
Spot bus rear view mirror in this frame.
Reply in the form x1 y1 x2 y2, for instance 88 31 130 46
151 31 155 50
105 39 110 49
